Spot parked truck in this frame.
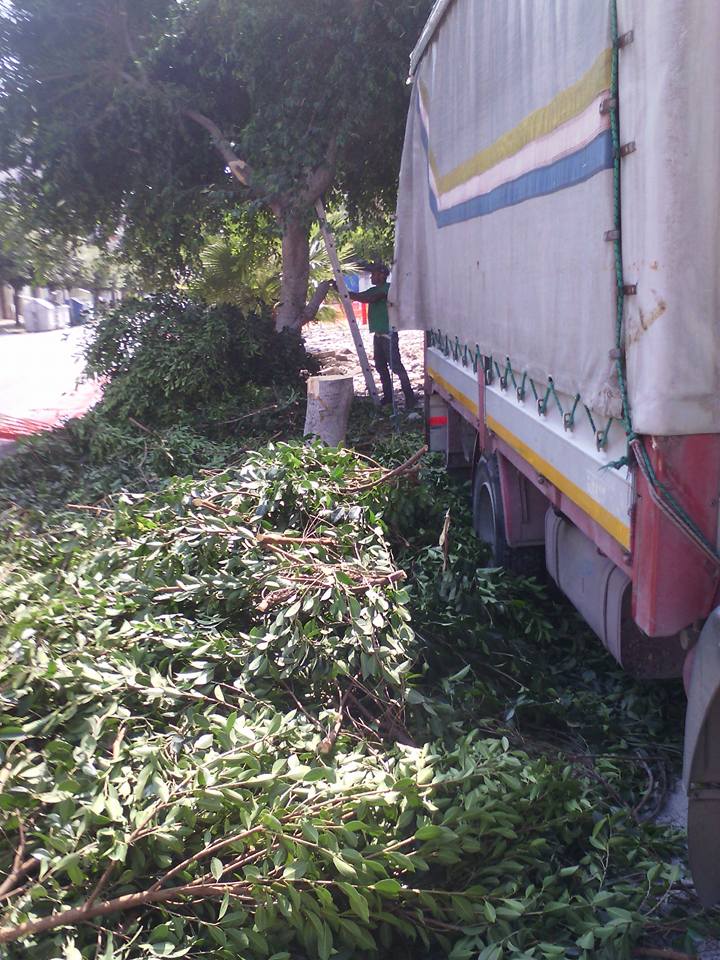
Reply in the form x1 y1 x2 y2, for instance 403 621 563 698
391 0 720 905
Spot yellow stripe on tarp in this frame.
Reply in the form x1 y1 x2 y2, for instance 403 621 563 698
420 47 612 194
427 366 478 417
486 414 631 550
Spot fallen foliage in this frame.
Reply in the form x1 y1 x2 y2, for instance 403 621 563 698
0 439 714 958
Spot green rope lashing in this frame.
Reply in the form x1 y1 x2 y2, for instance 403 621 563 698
563 394 581 431
583 405 597 436
602 455 630 472
595 418 615 451
497 357 517 392
517 372 528 402
427 327 616 452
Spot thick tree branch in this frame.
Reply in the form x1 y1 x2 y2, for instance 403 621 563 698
298 137 339 209
148 826 262 893
0 859 38 901
183 110 254 191
0 823 30 899
0 882 252 945
298 279 332 328
118 2 148 85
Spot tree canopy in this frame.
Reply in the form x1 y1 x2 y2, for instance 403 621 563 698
0 0 431 327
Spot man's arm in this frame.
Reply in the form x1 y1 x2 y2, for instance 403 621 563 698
348 288 387 304
329 281 387 304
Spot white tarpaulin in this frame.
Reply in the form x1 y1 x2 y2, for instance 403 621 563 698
619 0 720 435
392 0 720 435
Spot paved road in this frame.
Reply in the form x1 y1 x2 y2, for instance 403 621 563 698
0 327 101 455
0 327 93 417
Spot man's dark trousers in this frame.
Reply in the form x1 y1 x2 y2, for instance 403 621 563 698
373 332 415 406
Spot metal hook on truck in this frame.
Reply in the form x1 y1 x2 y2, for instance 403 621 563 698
390 0 720 905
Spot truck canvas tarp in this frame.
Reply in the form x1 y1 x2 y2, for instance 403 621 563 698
391 0 720 905
392 0 720 436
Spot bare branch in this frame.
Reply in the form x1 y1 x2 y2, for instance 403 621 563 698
183 110 254 190
317 683 353 756
0 823 28 899
0 882 253 945
118 1 148 84
148 827 263 892
297 279 332 328
0 859 38 901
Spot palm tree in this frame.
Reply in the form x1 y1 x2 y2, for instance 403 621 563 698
192 210 358 322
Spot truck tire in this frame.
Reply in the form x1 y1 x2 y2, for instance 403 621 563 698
472 456 546 578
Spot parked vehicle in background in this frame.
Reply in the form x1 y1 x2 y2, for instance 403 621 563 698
391 0 720 904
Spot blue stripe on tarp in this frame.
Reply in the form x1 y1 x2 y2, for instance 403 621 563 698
417 98 614 227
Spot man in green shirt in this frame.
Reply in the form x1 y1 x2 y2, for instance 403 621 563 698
344 263 416 408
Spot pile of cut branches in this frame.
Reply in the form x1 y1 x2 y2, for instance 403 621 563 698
0 442 706 959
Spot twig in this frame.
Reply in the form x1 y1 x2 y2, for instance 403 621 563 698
279 682 322 728
67 504 113 514
350 445 427 491
191 498 224 514
257 532 336 547
0 881 255 945
440 509 451 572
632 761 655 819
0 858 37 900
215 403 281 425
148 827 264 893
111 725 126 761
127 417 159 438
128 417 175 465
345 688 416 747
0 823 27 898
317 685 353 756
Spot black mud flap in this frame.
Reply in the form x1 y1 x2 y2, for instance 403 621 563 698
683 606 720 907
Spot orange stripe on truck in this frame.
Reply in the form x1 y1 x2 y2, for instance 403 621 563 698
427 366 479 417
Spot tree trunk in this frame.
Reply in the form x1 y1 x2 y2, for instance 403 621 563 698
275 215 311 331
304 375 354 446
0 283 11 321
11 285 22 326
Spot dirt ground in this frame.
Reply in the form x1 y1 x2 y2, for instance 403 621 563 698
303 318 424 401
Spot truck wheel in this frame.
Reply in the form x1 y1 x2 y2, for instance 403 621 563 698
472 456 545 578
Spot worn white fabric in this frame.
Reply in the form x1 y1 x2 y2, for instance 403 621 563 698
619 0 720 435
393 0 720 434
392 0 620 417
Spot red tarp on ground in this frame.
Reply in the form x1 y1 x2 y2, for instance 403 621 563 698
0 380 103 439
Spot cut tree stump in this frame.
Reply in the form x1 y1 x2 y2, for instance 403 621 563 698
304 375 354 446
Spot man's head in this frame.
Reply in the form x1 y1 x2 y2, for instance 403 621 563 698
369 262 390 286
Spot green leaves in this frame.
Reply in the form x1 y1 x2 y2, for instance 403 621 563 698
82 295 319 429
0 436 698 959
372 878 402 897
338 882 370 923
332 855 359 881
